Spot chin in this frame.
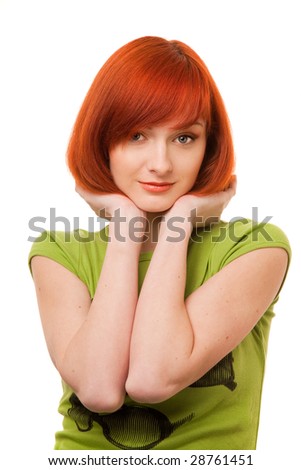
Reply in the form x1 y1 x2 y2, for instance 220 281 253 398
135 199 175 214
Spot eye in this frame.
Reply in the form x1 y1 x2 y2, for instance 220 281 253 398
130 132 144 142
176 134 194 144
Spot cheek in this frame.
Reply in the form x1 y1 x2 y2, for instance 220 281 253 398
108 161 119 184
185 158 204 179
191 148 206 174
179 155 205 189
108 148 126 182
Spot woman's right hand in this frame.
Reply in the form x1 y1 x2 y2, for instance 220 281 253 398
75 185 143 220
75 186 146 244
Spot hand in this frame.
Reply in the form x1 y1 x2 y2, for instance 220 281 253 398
75 185 145 220
165 175 237 229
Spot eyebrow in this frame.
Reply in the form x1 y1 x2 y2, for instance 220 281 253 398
173 121 205 131
145 121 205 132
192 121 205 127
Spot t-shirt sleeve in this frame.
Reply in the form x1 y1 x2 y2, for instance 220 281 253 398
28 230 81 278
212 219 291 266
211 219 291 297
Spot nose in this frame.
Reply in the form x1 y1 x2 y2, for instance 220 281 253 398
146 142 173 175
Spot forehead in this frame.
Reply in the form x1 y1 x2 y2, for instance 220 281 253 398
105 48 212 146
140 119 206 132
168 120 205 130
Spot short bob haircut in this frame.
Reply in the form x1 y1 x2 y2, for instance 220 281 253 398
67 36 235 195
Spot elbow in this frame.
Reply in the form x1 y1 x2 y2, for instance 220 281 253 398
77 386 125 413
60 369 125 413
126 373 176 404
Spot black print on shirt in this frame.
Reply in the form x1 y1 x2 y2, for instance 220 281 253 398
189 352 237 391
67 353 236 448
68 394 194 450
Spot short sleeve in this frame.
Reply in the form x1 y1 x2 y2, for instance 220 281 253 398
28 230 81 278
212 219 291 267
210 219 291 298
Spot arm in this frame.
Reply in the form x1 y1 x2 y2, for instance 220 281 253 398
126 192 289 403
31 195 144 413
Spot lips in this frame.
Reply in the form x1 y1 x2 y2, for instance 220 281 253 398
139 181 174 193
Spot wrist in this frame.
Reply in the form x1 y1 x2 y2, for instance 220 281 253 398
108 213 146 247
158 216 192 245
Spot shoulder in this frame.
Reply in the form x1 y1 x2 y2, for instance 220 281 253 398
214 218 290 267
190 218 291 270
28 228 109 277
187 218 290 306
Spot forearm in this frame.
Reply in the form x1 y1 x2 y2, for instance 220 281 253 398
126 220 194 402
61 222 141 412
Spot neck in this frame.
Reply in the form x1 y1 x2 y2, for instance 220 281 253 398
140 211 165 253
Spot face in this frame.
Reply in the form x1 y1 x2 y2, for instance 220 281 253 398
109 120 206 213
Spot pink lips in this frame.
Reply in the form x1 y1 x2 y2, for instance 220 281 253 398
139 182 174 193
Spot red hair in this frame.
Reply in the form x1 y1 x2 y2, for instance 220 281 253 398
67 36 234 195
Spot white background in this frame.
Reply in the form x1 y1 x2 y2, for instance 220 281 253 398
0 0 299 467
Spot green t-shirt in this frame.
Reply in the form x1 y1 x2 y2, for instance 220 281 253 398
28 219 291 450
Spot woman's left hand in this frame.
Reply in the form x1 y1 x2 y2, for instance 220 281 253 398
165 175 237 229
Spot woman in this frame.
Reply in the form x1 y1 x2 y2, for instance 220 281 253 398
29 36 290 450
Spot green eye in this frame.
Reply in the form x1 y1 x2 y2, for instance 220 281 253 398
177 135 193 144
131 133 142 141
